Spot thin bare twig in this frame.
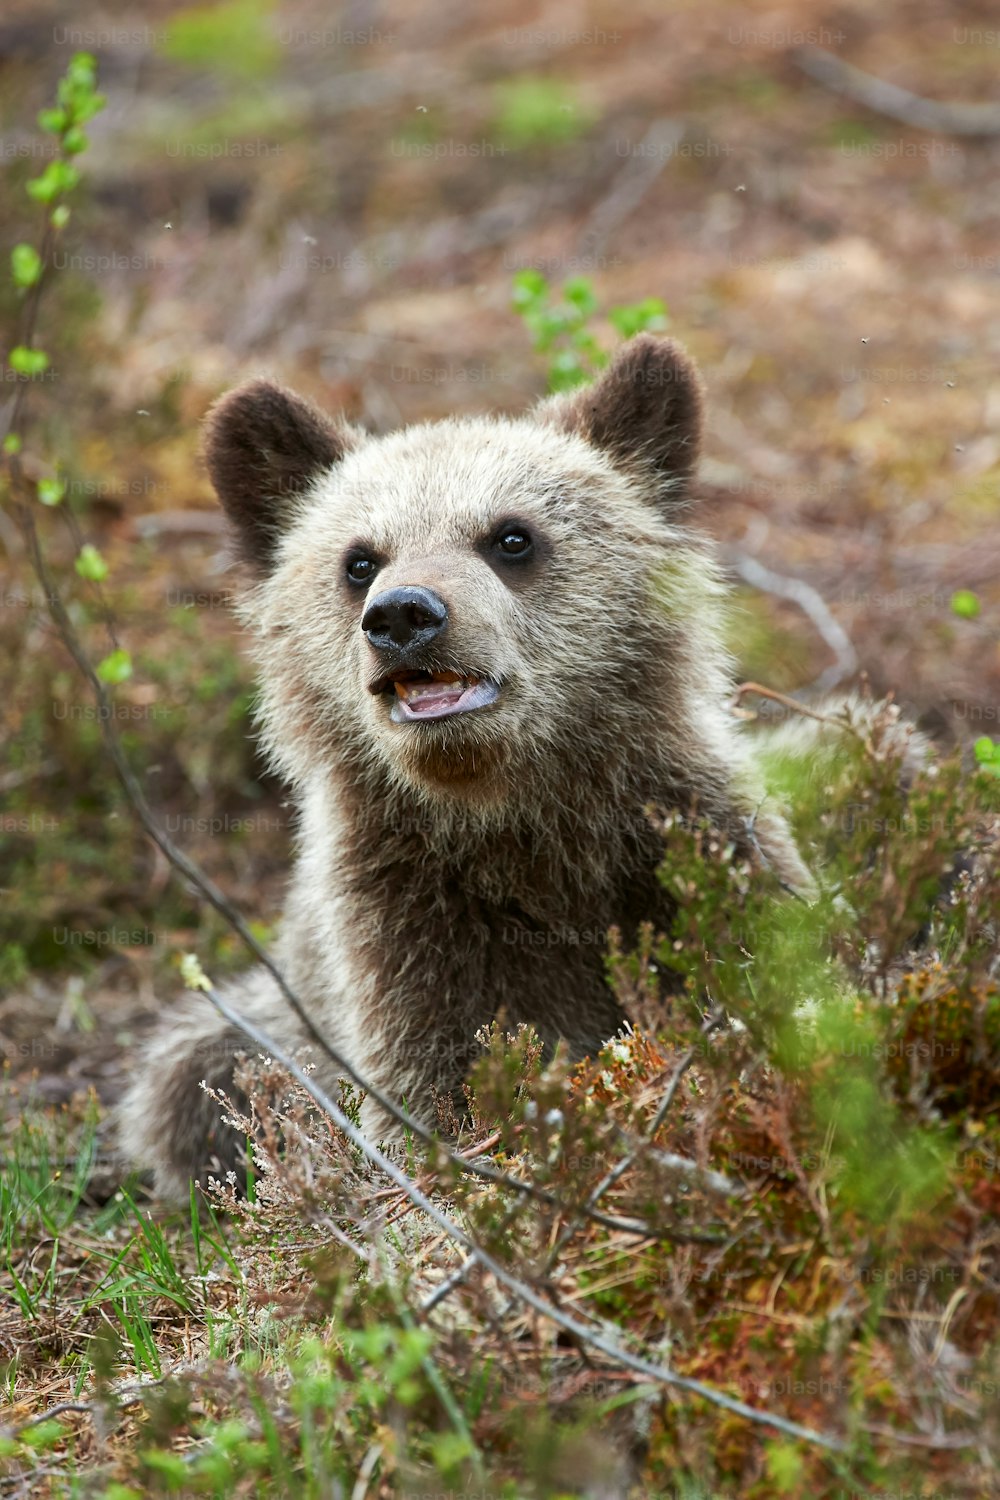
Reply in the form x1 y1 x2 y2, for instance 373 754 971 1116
860 1422 981 1450
726 547 858 691
732 682 867 744
579 118 684 260
793 45 1000 137
9 1387 152 1436
349 1441 383 1500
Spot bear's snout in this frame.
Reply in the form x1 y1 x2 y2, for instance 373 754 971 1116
362 582 502 727
362 585 449 653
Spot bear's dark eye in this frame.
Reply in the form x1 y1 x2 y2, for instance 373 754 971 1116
494 526 533 559
345 552 378 586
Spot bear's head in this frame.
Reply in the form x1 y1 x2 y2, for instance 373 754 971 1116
204 336 735 814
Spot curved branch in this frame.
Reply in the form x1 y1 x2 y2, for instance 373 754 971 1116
793 45 1000 137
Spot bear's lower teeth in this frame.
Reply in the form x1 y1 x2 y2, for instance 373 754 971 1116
388 673 499 723
394 673 474 703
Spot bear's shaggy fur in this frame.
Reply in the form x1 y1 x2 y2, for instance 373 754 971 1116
121 335 817 1199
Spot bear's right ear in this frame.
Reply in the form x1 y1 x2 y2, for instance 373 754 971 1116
203 379 360 569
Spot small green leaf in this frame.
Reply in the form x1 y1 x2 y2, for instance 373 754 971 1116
26 169 59 204
511 267 548 308
26 160 80 204
37 55 105 147
9 346 49 376
141 1449 189 1484
96 649 133 684
563 276 598 316
37 477 65 505
609 297 668 339
75 543 109 581
64 51 98 85
68 93 106 126
51 204 71 229
570 328 603 359
58 54 102 118
428 1429 476 1474
62 126 88 155
951 589 981 619
974 737 1000 775
38 107 68 135
11 243 42 288
765 1439 804 1492
21 1420 67 1451
3 433 22 455
548 349 590 392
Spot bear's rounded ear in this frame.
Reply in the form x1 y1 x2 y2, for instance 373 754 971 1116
203 378 360 569
536 334 704 506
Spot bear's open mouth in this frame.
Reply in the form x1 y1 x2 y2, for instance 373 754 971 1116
372 669 500 723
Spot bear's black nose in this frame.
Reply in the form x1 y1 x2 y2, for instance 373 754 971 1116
362 586 449 652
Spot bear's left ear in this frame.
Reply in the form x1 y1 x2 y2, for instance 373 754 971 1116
537 334 704 505
203 378 361 570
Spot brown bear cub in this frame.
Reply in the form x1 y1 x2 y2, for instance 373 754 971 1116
121 335 815 1199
